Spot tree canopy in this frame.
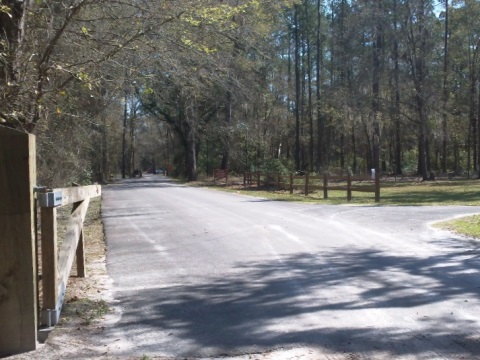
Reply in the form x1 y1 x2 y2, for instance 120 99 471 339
1 0 480 184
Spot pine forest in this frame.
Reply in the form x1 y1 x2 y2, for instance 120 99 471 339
1 0 480 185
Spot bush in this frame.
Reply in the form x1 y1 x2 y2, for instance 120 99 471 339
257 158 289 174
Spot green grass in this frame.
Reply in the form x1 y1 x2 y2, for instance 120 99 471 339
378 180 480 206
192 178 480 238
197 178 480 206
62 297 110 325
434 215 480 239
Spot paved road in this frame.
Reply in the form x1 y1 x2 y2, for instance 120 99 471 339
101 175 480 359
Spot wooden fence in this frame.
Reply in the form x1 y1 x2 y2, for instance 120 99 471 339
243 171 380 202
213 168 228 185
38 185 101 327
0 125 101 356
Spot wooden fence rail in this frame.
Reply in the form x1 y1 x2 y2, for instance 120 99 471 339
38 184 101 327
213 169 228 185
243 171 380 202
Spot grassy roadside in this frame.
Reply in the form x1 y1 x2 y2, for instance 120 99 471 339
192 177 480 206
190 177 480 238
433 215 480 239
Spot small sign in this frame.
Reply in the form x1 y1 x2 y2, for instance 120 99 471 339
38 191 63 207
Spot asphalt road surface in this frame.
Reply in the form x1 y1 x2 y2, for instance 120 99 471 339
101 175 480 359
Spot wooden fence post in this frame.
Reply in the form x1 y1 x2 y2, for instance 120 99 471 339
41 206 58 313
305 173 309 196
347 173 352 201
0 126 38 355
76 231 86 277
257 172 260 188
323 174 328 199
72 199 86 278
375 169 380 202
290 173 293 194
71 184 86 278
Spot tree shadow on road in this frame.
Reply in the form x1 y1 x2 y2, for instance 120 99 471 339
107 245 480 358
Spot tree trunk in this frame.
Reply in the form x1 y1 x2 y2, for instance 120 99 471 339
220 89 232 170
393 0 402 175
101 111 109 182
122 91 128 179
469 73 477 173
477 78 480 178
0 0 27 84
294 5 301 171
351 124 357 173
185 119 197 181
372 0 383 177
0 0 28 129
305 0 314 173
415 0 429 180
441 0 449 173
417 95 428 180
316 0 325 172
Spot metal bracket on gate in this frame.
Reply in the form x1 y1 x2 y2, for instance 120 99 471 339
36 189 63 208
40 282 66 327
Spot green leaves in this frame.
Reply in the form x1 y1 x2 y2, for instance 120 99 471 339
80 26 91 37
75 71 95 91
0 5 12 17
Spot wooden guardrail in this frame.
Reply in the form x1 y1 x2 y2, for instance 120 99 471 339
38 184 101 327
243 172 380 202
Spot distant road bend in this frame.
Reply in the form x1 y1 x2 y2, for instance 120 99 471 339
101 175 480 359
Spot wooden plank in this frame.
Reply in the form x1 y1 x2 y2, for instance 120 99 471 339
350 186 376 192
50 185 101 207
0 126 38 355
213 169 228 183
291 184 305 189
351 175 372 181
41 207 58 310
57 198 90 294
327 175 345 180
76 231 86 278
328 186 348 191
